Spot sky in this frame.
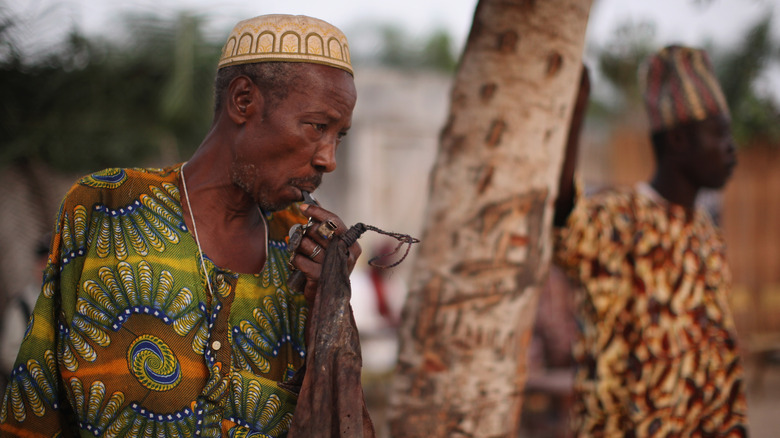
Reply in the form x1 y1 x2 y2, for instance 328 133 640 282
11 0 476 44
4 0 780 97
7 0 779 47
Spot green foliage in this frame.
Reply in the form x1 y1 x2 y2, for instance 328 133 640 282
359 23 458 73
732 92 780 144
0 9 222 173
422 29 459 73
714 16 780 145
377 26 409 68
595 21 656 108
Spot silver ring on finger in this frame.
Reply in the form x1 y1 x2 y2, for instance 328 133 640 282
309 244 323 260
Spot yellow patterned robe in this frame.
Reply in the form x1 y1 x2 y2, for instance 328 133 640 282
554 184 749 437
0 165 309 437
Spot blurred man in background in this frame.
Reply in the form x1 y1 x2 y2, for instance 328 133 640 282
554 46 748 436
0 14 360 437
0 234 50 384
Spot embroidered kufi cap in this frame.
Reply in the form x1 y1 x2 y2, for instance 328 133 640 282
639 45 730 132
218 14 352 75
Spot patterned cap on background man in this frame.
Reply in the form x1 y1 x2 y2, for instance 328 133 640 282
218 14 352 75
639 45 730 132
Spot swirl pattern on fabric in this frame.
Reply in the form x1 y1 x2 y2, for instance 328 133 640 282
127 335 182 392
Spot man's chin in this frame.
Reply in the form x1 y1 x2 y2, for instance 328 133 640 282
257 186 308 212
705 177 729 190
257 197 296 213
258 202 286 213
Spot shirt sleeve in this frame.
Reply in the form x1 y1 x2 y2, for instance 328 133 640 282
553 191 632 288
0 193 80 436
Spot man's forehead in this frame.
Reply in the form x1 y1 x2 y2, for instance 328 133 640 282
292 63 357 101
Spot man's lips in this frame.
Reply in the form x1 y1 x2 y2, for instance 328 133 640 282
297 184 318 194
293 187 313 202
291 175 322 197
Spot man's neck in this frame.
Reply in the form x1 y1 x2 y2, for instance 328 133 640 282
181 144 269 274
649 171 698 210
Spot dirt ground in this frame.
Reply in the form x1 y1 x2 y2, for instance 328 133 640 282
742 353 780 438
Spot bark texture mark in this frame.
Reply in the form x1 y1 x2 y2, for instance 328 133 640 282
451 91 468 109
453 189 549 285
519 0 537 12
444 135 467 164
452 260 519 277
513 189 549 288
544 128 554 143
508 234 529 247
546 51 564 78
415 275 443 342
497 30 519 54
480 83 497 102
440 114 454 139
485 119 506 148
410 275 445 399
472 194 532 236
422 351 448 373
476 165 495 195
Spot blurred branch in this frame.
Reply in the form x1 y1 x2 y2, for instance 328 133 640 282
597 20 656 105
714 14 780 145
717 16 774 108
0 7 20 64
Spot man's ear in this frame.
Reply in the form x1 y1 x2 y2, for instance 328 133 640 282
226 76 263 124
664 126 689 161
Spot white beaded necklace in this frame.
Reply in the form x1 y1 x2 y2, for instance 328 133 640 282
179 163 269 296
180 163 214 296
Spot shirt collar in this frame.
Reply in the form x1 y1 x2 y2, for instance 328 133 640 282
635 182 668 206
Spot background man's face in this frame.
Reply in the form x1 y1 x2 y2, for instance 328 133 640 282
682 116 737 190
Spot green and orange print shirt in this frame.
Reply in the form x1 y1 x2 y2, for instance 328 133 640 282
0 165 309 437
554 183 748 437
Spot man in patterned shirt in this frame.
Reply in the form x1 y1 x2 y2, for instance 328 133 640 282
0 14 361 437
553 46 749 436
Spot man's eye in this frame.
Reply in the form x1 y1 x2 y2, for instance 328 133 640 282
311 123 327 132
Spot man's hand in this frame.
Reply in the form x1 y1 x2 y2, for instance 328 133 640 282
290 203 362 303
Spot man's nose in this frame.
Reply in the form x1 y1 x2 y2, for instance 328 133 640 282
312 139 337 173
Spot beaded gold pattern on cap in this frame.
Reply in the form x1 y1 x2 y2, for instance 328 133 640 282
218 14 352 75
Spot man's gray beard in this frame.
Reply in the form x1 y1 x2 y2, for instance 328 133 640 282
230 164 282 212
230 164 322 212
258 199 288 213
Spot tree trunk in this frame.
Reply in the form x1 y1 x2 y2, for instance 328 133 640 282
387 1 592 436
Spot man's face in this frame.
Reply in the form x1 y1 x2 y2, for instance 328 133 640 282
681 115 737 190
231 63 357 211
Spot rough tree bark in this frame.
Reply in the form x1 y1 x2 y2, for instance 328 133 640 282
387 0 592 436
